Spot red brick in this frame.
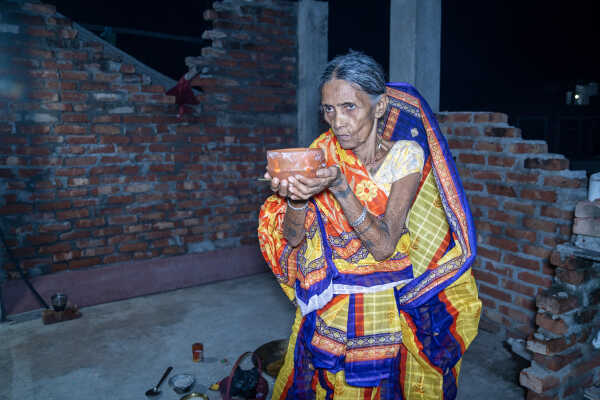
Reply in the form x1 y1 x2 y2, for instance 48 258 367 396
503 278 536 297
37 200 71 211
522 244 552 259
472 171 503 180
471 195 499 208
473 112 508 123
556 268 585 285
506 172 538 184
102 254 132 264
38 241 72 254
499 304 531 324
523 218 556 233
476 221 503 235
61 92 88 102
478 246 501 261
39 222 71 232
509 142 548 153
543 175 584 188
61 70 89 80
92 125 121 135
479 283 512 302
484 127 520 137
524 158 569 171
540 206 572 220
517 271 551 288
475 140 504 152
514 295 536 311
0 203 33 214
54 124 87 134
521 189 557 203
473 269 499 285
480 297 496 310
488 155 516 167
520 367 560 394
69 257 101 269
549 250 593 270
486 183 517 197
504 254 540 271
543 236 567 248
535 312 568 335
447 139 473 149
62 114 89 123
56 208 90 220
505 228 537 242
81 246 114 257
119 242 148 252
26 233 57 245
488 236 518 252
484 261 512 277
57 188 87 198
536 291 579 314
488 210 518 224
64 156 97 166
463 181 484 191
458 153 485 165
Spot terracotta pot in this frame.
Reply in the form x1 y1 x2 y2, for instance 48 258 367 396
266 148 326 180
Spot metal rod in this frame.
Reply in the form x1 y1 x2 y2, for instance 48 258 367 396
0 228 50 312
80 24 206 44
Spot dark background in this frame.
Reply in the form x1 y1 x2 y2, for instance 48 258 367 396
49 0 599 111
49 0 599 169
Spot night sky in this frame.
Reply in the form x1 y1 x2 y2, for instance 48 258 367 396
49 0 599 113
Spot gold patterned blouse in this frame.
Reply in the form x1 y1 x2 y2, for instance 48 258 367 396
370 139 424 196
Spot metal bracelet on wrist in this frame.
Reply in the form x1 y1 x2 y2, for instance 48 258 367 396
349 206 368 228
287 198 308 211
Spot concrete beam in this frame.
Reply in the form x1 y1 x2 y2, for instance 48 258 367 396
389 0 441 111
297 0 328 147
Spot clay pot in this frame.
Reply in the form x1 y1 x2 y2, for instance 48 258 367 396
266 148 326 180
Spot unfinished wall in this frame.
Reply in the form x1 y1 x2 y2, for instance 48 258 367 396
438 112 588 339
0 0 297 314
520 201 600 399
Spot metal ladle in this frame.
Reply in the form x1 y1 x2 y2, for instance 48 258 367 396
145 366 173 397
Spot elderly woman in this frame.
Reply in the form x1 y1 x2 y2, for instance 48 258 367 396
258 51 481 400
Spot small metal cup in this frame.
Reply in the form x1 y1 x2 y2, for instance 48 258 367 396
51 293 68 312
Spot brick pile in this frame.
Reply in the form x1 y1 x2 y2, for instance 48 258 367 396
519 200 600 399
438 112 589 339
0 1 296 279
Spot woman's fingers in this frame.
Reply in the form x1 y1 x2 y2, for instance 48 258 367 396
270 176 280 192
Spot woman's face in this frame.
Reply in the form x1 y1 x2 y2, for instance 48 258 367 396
321 79 381 151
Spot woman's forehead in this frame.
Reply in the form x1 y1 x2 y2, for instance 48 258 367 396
321 79 370 105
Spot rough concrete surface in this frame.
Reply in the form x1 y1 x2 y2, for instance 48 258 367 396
0 273 525 399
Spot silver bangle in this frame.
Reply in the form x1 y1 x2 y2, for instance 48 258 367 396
287 198 308 211
349 206 368 228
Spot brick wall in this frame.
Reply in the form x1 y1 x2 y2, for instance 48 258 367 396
519 201 600 399
438 112 589 339
0 0 592 339
0 1 296 282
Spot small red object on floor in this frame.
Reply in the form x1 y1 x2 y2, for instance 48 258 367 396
192 342 204 362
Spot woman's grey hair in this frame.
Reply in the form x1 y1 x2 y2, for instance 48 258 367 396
319 50 386 103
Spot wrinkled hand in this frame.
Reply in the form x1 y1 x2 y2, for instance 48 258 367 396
264 166 343 201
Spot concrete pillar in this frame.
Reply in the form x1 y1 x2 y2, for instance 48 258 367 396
389 0 441 111
297 0 328 147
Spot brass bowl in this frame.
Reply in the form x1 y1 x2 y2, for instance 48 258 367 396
180 393 208 400
253 339 289 378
